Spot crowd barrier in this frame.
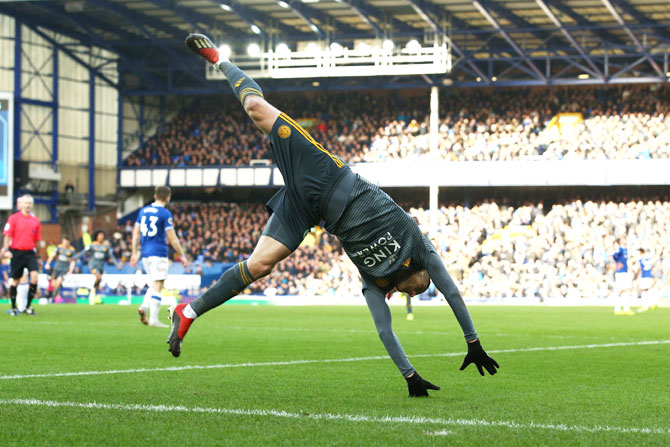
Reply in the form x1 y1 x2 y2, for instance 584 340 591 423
119 159 670 189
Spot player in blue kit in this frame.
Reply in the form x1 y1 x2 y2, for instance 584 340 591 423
634 248 658 312
612 237 634 316
131 186 188 327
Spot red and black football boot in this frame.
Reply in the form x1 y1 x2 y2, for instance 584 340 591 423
167 303 194 357
185 33 220 65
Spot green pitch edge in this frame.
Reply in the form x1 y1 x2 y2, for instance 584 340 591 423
0 297 274 306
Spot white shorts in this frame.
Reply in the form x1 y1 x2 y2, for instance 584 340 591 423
638 277 653 291
614 272 632 292
142 256 169 282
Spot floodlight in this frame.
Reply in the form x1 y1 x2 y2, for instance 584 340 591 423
218 44 232 59
247 43 261 57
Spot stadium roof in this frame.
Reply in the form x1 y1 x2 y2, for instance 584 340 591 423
1 0 669 94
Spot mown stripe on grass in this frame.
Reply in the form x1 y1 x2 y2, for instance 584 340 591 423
0 340 668 381
0 398 668 435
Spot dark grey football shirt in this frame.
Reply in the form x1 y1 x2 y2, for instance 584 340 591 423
53 246 75 273
331 176 433 288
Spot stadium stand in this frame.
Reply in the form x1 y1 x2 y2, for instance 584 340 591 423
123 84 670 166
96 197 668 301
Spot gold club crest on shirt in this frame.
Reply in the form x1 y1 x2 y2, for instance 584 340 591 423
278 125 291 139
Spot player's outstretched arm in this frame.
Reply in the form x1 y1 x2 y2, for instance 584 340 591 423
364 285 440 396
72 246 89 260
425 252 499 375
1 235 11 257
185 33 279 135
45 251 56 269
166 229 188 268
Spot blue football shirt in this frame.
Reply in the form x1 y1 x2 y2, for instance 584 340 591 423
136 203 173 258
612 247 628 273
639 255 653 278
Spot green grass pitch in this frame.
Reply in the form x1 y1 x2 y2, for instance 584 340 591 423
0 304 668 446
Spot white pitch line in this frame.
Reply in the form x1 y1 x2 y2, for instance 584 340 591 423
0 398 667 436
0 339 668 381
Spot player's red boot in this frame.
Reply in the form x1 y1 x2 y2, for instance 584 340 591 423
185 33 220 65
167 303 194 357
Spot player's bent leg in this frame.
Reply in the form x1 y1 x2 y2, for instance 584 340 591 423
184 33 279 135
148 280 168 327
246 235 292 279
25 269 39 315
167 235 291 358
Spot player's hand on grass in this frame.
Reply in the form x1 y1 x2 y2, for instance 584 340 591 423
405 371 440 397
460 339 499 376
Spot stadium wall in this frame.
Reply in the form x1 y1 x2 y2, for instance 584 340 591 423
0 13 119 219
119 159 670 189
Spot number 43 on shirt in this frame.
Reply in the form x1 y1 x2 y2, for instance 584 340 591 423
140 215 159 237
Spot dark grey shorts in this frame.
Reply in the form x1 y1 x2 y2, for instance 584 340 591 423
52 267 69 280
261 212 307 252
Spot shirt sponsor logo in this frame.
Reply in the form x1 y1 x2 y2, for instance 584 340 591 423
350 232 401 268
3 223 8 231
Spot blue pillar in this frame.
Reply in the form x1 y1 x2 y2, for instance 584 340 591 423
116 91 123 186
52 44 59 222
13 20 21 165
52 46 58 169
89 68 95 211
139 95 145 148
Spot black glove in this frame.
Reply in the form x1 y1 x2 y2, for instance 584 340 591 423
405 371 440 397
460 339 499 376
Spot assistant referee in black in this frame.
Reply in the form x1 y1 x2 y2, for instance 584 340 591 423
1 194 42 316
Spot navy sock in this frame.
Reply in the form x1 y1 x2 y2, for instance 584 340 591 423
27 283 37 308
219 62 264 105
189 261 255 316
9 285 17 309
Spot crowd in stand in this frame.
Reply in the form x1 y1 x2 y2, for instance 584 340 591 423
94 198 668 301
409 198 669 301
124 84 670 166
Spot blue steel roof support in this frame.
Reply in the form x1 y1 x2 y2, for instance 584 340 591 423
33 2 166 90
14 20 22 168
343 0 416 35
87 0 219 92
600 0 665 78
88 68 95 211
544 0 623 47
18 42 54 97
614 0 670 43
405 0 490 83
145 0 239 36
52 44 58 174
0 6 118 89
337 0 383 37
473 0 546 82
609 41 666 80
477 0 550 43
218 0 271 39
535 0 604 79
279 0 339 39
0 5 182 48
